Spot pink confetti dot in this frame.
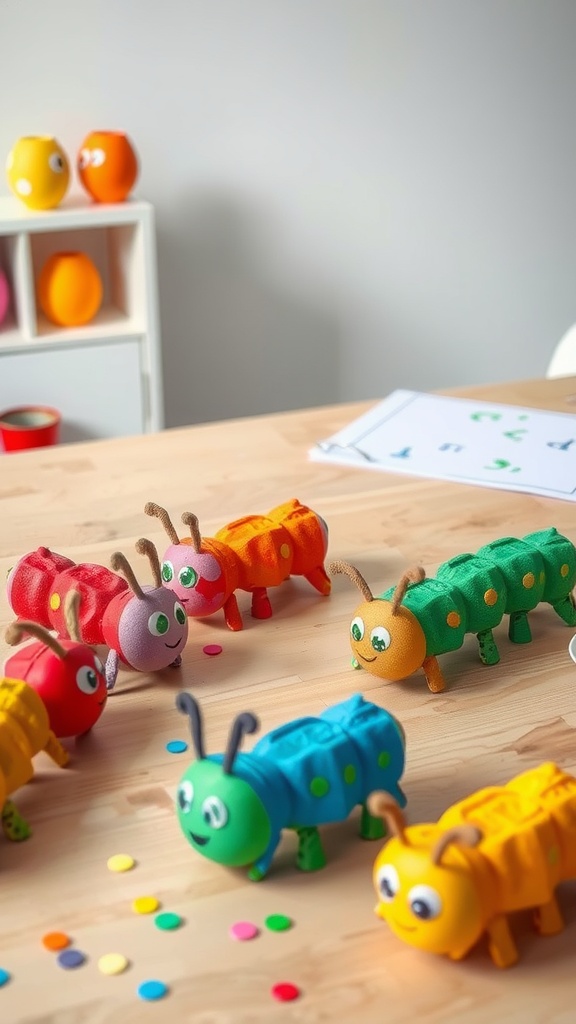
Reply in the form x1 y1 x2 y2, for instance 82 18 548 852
229 921 259 941
203 644 223 657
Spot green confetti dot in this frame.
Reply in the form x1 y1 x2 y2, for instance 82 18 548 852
309 776 330 797
378 751 391 769
155 912 183 931
343 764 356 784
265 914 292 932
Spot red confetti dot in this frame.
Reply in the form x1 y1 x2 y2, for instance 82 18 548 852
271 982 300 1002
203 644 223 656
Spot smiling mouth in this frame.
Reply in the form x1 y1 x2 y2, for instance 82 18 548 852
180 598 189 603
98 699 106 706
189 831 210 846
358 653 377 663
392 919 417 933
165 639 182 648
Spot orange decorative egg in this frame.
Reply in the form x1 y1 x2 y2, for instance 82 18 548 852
77 130 138 203
38 251 103 327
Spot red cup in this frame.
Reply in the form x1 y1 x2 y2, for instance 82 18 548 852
0 405 61 452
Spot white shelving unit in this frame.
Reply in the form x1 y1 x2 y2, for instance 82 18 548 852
0 195 164 445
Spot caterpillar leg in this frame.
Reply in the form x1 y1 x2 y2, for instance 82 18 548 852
551 594 576 627
43 730 70 768
533 895 564 936
486 914 519 968
295 825 326 871
2 799 31 841
251 587 273 620
508 611 532 644
477 628 500 666
422 656 446 693
360 802 385 840
223 593 243 631
303 565 332 596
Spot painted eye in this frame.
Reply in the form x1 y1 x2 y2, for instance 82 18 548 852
351 616 365 642
202 795 228 829
48 152 65 173
76 666 99 694
177 780 194 813
148 611 169 636
376 863 399 901
375 860 397 901
178 565 197 589
371 626 391 653
161 560 174 583
408 884 442 920
78 147 91 169
174 602 186 625
91 147 106 167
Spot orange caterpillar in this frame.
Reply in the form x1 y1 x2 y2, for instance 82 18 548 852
144 498 331 630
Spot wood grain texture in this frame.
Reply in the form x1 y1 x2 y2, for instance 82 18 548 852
1 376 576 1023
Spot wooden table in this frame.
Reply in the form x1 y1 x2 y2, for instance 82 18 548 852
1 376 576 1024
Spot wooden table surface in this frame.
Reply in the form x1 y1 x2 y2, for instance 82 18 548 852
1 376 576 1024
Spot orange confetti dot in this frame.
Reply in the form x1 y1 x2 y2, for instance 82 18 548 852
42 931 71 952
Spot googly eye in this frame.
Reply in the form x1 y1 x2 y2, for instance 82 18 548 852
161 560 174 583
48 152 65 173
76 665 99 694
202 795 228 830
78 147 91 169
174 602 186 625
351 616 365 642
178 565 197 589
148 611 169 636
177 780 194 814
91 147 105 167
376 863 400 901
408 884 442 920
371 625 391 652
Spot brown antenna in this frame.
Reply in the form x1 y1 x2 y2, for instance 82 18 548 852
431 825 483 865
110 551 145 599
144 501 180 545
328 560 374 603
135 537 162 588
366 791 408 842
5 620 67 659
63 590 82 642
391 566 426 615
181 512 202 553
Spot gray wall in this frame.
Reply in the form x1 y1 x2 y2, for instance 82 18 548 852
1 1 574 427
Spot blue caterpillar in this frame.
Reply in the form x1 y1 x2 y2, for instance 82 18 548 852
175 692 406 880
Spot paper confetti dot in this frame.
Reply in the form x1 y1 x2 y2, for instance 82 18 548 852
203 644 222 656
155 912 183 931
57 949 86 970
42 931 71 952
264 914 292 932
229 921 259 941
0 968 10 987
107 853 135 873
138 979 168 1001
133 896 160 915
166 740 188 754
98 953 129 976
271 982 300 1002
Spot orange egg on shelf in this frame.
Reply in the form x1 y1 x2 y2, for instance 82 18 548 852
77 130 139 203
38 251 103 327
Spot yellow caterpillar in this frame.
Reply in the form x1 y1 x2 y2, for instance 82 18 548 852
369 762 576 967
0 676 69 841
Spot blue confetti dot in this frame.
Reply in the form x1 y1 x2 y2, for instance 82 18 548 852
57 949 86 970
0 968 10 987
166 740 188 754
138 979 169 1001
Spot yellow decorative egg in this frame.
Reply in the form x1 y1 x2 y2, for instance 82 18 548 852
6 136 70 210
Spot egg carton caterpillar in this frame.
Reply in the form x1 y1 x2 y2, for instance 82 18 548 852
6 541 188 689
175 691 406 880
0 676 69 842
331 526 576 693
145 497 331 631
369 761 576 968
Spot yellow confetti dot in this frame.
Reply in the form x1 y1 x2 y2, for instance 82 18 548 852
98 953 129 976
49 592 61 610
132 896 160 915
107 854 135 873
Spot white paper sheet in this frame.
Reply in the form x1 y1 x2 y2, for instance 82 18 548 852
309 390 576 501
